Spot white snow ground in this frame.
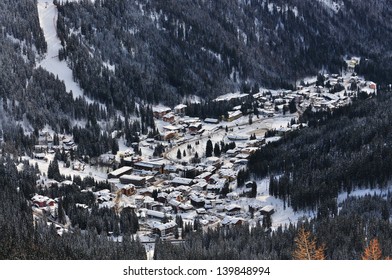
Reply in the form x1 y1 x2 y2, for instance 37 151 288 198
36 0 92 102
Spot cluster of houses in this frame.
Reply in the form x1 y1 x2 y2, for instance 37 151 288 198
101 149 276 239
29 61 377 241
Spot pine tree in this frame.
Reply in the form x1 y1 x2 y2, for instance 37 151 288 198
292 227 325 260
213 143 221 157
206 140 213 157
177 149 182 159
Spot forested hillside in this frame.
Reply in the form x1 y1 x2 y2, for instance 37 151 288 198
56 0 392 106
246 90 392 214
1 0 392 260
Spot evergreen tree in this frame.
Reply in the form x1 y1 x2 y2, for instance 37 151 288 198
206 140 213 157
213 143 221 157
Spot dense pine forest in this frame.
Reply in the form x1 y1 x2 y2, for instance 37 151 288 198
1 0 392 260
55 0 392 106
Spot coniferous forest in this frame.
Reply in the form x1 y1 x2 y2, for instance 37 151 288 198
1 0 392 260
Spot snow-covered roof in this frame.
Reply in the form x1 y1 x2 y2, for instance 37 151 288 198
146 209 167 219
171 177 193 186
154 221 177 231
109 166 133 177
174 104 187 110
260 205 275 213
225 204 242 212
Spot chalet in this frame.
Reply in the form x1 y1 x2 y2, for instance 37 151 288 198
175 185 191 194
134 161 164 173
163 113 175 123
134 195 145 206
32 194 50 208
195 172 212 181
235 153 250 160
219 168 236 182
119 175 146 187
72 162 84 171
167 190 183 202
179 165 197 178
122 156 142 167
192 181 208 191
146 209 168 220
153 106 171 119
225 204 242 216
150 202 164 212
163 164 179 175
153 221 177 238
369 82 377 90
108 166 133 179
205 157 221 168
221 217 245 226
226 149 239 157
226 192 239 200
207 184 223 193
208 174 220 184
174 104 187 115
139 188 154 197
188 123 202 134
163 124 183 132
227 110 243 122
233 159 248 165
171 177 193 187
204 118 219 124
164 131 177 140
34 153 47 161
190 194 206 208
118 184 136 196
157 192 168 203
168 199 182 208
34 145 47 153
260 205 275 216
178 203 194 212
196 208 207 215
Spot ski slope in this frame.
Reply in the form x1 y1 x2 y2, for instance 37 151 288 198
36 0 90 102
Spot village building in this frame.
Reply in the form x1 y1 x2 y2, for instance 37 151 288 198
118 184 136 196
134 161 164 173
225 204 242 216
204 118 219 124
188 123 203 134
260 205 275 217
108 166 133 179
190 194 206 208
171 177 194 187
153 106 172 119
178 203 194 212
221 217 245 226
174 104 187 115
119 175 146 187
146 209 168 220
163 113 175 123
152 221 177 238
227 110 243 122
157 192 168 203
